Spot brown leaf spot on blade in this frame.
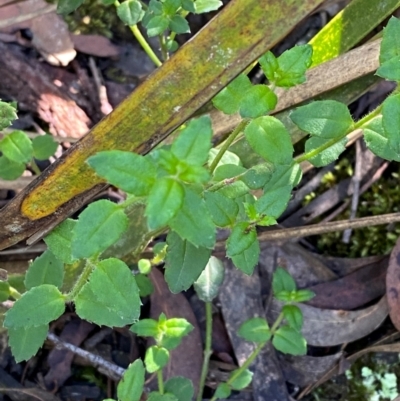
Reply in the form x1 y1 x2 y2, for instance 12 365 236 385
386 237 400 331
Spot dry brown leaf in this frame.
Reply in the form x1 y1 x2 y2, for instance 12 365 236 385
306 255 388 310
149 268 202 393
270 297 388 347
71 34 120 58
219 261 291 401
386 237 400 331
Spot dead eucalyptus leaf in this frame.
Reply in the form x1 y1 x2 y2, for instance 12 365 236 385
279 352 342 386
306 255 388 310
270 297 388 346
386 237 400 331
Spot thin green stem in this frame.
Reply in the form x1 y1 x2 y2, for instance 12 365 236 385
270 312 284 334
159 34 169 61
210 341 265 401
294 103 384 164
157 369 164 394
114 0 162 68
66 258 97 301
30 158 41 175
209 119 249 174
9 286 21 300
197 302 213 401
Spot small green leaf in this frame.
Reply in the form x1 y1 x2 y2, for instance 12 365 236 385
117 359 145 401
7 325 48 362
146 178 184 230
164 377 194 401
238 317 271 343
170 187 216 248
304 137 347 167
363 116 400 161
0 130 33 164
213 164 246 182
239 85 277 118
272 326 307 355
255 185 292 218
231 237 260 275
164 232 211 293
138 259 152 275
145 346 169 373
230 368 253 390
214 383 231 399
244 116 293 164
208 148 241 168
194 0 222 13
282 305 303 331
162 0 181 15
379 17 400 64
241 163 273 190
147 393 178 401
130 319 159 338
88 151 156 196
181 0 195 12
0 101 17 130
259 51 279 83
135 273 154 297
4 285 65 329
263 164 301 192
146 15 170 36
226 222 257 257
117 0 144 25
290 100 353 139
0 156 25 180
217 180 249 199
212 74 252 115
274 44 313 87
163 318 193 337
169 15 190 34
272 267 296 294
204 191 239 227
292 289 315 303
75 258 141 327
382 93 400 153
56 0 84 14
44 219 77 264
32 135 58 160
194 256 225 302
0 281 10 302
72 200 128 259
24 250 64 290
376 57 400 82
172 116 213 166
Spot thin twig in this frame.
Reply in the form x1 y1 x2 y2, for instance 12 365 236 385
0 4 57 29
88 57 113 116
47 333 125 380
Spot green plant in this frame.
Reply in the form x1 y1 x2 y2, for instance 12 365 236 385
0 101 58 179
2 10 400 401
57 0 224 67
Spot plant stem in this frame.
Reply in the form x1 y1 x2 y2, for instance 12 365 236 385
9 286 21 300
30 158 41 175
294 103 383 164
209 119 249 174
270 312 284 334
210 341 265 401
157 369 164 394
114 0 162 67
197 301 213 401
159 34 169 61
66 258 97 301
